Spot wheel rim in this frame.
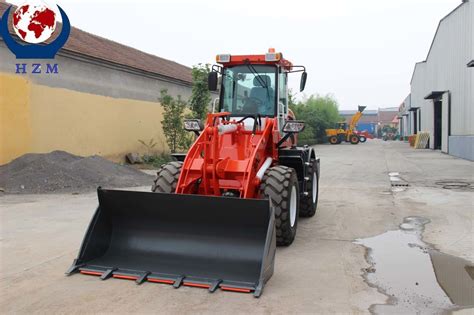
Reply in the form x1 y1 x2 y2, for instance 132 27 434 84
312 172 317 203
290 185 297 227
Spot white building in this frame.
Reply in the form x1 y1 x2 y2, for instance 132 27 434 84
398 95 411 138
404 0 473 160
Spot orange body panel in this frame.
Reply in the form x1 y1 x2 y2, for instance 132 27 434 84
220 54 293 71
176 112 281 198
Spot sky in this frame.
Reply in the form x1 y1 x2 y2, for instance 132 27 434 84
8 0 460 109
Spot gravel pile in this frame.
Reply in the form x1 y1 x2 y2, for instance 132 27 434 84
0 151 153 194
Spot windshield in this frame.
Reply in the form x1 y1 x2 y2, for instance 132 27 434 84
219 65 277 116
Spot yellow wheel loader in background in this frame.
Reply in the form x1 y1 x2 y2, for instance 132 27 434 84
326 105 366 145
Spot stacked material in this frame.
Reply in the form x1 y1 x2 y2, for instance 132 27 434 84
414 132 430 149
0 151 153 194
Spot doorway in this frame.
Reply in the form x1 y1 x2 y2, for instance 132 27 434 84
413 111 418 134
433 100 442 150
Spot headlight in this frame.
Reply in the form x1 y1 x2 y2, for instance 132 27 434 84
265 52 281 62
184 119 203 132
282 121 305 133
216 54 231 63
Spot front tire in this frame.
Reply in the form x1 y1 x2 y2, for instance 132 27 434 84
260 166 299 246
359 136 367 143
151 161 183 193
329 136 339 145
299 159 319 217
350 135 360 144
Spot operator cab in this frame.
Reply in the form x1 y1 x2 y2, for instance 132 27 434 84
219 65 277 117
208 49 307 125
337 122 347 130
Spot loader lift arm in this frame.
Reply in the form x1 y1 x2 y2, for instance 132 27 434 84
348 105 366 133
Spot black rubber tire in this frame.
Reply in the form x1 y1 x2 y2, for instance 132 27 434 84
350 135 360 145
260 166 299 246
151 161 183 193
359 136 367 143
329 136 339 145
299 159 319 218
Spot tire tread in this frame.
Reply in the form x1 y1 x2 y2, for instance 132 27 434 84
260 165 299 246
151 161 183 193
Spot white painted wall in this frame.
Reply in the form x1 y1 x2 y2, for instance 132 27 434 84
404 94 411 136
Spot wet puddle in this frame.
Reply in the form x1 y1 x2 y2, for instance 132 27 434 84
355 217 474 314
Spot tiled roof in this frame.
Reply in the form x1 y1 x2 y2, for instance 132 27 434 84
378 110 398 124
0 1 192 84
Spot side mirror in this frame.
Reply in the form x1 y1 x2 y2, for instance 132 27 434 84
208 72 218 91
300 72 307 92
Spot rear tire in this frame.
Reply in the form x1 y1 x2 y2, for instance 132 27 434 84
350 135 360 144
151 161 183 193
329 136 339 145
299 159 319 217
260 166 299 246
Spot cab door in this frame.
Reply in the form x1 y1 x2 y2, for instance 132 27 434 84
278 69 288 135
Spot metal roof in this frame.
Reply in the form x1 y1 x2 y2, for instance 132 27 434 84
410 1 470 85
424 91 446 100
339 110 377 116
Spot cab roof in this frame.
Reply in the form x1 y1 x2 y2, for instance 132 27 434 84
216 50 293 70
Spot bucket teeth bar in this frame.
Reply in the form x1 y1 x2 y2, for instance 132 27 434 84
209 280 222 293
75 266 257 294
100 268 116 280
67 189 276 297
173 276 184 288
135 272 150 285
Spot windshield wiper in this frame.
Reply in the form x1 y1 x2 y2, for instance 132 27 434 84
245 61 268 90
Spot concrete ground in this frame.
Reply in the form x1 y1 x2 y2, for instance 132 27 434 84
1 140 472 314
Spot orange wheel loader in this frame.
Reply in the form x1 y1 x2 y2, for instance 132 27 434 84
66 49 320 297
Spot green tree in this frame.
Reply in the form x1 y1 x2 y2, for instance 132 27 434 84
160 89 192 153
290 94 342 145
190 64 211 120
288 88 297 108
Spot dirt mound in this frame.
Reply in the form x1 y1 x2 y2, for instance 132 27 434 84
0 151 153 194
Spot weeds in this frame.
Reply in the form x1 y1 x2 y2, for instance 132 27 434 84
142 152 173 168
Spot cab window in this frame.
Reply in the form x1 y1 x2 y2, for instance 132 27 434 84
220 65 277 116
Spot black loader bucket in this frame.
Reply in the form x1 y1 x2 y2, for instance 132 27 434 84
66 189 276 297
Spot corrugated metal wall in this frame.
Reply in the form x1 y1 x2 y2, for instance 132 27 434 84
410 1 473 154
403 94 411 136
